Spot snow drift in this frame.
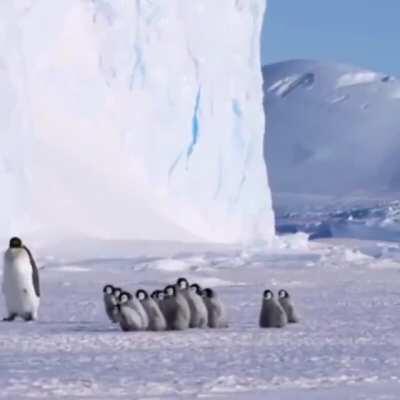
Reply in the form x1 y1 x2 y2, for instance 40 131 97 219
0 1 273 243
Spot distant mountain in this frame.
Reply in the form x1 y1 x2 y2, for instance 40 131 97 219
263 60 400 198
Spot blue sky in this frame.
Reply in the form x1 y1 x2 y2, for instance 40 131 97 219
261 0 400 75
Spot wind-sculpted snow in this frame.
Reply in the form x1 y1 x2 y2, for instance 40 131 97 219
1 237 400 399
0 0 273 244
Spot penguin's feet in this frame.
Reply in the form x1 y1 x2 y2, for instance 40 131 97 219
3 313 17 322
23 313 34 322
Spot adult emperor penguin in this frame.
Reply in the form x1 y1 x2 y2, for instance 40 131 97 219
2 237 40 321
202 288 228 328
176 279 208 328
278 289 299 323
137 289 166 331
259 289 288 328
103 284 120 323
163 285 190 330
117 292 143 332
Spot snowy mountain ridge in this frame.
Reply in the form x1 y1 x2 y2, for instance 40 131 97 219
263 59 400 241
264 59 400 197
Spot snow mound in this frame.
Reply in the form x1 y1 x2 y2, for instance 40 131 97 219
140 258 192 273
0 0 273 244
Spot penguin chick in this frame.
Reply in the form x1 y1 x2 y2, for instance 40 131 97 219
117 292 143 332
150 290 164 303
179 281 208 328
202 288 228 328
136 289 166 331
190 283 201 294
278 289 299 323
103 284 119 323
163 285 190 331
2 237 40 321
176 277 189 291
151 290 167 317
121 290 149 330
112 287 122 302
259 289 287 328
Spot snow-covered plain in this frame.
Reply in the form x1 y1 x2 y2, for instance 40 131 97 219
1 236 400 399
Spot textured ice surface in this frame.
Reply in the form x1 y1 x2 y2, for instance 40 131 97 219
1 237 400 399
0 0 273 243
275 197 400 243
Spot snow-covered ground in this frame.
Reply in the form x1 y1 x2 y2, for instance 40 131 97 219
1 236 399 399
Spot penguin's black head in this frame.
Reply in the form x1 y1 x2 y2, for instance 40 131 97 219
190 283 201 295
119 291 132 304
279 289 289 299
176 277 189 290
151 290 160 299
136 289 148 301
164 285 176 297
151 290 164 300
263 289 273 300
202 288 214 298
9 237 22 249
113 287 122 298
103 284 114 294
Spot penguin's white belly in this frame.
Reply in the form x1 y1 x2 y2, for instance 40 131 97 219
3 257 39 316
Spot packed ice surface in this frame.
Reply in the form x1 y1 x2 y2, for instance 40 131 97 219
1 236 400 399
0 0 273 243
275 196 400 243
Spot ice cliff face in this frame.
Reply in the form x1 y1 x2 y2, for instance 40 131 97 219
0 0 273 243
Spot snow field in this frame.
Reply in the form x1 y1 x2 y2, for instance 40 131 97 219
1 237 400 399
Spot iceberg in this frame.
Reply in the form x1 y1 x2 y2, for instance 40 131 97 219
0 0 274 243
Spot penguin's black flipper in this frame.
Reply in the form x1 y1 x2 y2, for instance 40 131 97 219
23 245 40 297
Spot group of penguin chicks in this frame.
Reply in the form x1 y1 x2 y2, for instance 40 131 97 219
102 277 228 331
259 289 299 328
103 276 299 331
